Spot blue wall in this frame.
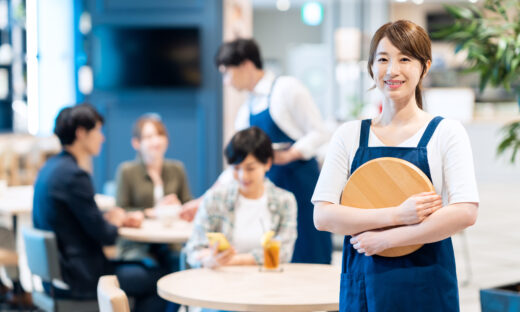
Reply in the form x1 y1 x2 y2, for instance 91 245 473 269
82 0 223 196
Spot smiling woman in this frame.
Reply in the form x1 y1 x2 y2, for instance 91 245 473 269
184 127 297 272
312 20 479 312
368 20 431 110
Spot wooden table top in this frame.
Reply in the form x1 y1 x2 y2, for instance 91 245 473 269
157 263 340 312
0 186 116 216
118 219 193 244
0 186 33 215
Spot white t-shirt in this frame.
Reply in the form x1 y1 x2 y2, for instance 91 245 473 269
234 71 329 160
153 184 164 206
232 193 272 253
311 118 479 206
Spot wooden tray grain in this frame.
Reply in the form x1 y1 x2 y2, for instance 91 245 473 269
340 157 434 257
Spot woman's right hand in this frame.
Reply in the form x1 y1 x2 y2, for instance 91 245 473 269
394 192 442 225
197 245 236 269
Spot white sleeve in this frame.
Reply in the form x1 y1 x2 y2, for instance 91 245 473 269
311 122 359 204
234 102 250 131
440 120 480 205
275 78 330 160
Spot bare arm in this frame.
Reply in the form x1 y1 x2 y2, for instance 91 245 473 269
351 202 478 256
313 192 442 235
314 202 397 235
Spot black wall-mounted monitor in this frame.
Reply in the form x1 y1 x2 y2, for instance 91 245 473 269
427 12 456 41
93 26 201 89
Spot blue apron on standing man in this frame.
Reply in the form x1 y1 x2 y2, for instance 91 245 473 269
340 117 459 311
249 77 332 264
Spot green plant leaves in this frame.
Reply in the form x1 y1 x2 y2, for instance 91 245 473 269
498 121 520 163
438 0 520 163
437 0 520 91
444 5 474 20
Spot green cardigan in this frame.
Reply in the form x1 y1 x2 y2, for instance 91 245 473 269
115 159 192 211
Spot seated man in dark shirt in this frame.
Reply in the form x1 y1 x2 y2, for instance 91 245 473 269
32 103 167 312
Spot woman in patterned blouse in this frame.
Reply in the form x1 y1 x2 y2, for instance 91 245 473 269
185 127 297 268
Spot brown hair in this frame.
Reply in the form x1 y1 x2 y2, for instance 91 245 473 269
132 115 168 140
367 20 432 109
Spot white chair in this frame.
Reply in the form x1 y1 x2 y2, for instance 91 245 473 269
97 275 130 312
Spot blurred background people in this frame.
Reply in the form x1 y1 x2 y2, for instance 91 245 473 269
213 38 332 264
115 114 192 266
32 104 167 312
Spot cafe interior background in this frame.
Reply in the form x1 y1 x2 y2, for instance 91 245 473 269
0 0 518 311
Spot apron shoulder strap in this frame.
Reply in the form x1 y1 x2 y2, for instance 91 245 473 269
359 119 371 147
417 116 444 147
248 76 279 112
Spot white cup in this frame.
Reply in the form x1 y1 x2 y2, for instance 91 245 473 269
154 205 181 227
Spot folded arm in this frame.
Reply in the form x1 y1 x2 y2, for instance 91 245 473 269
350 202 478 256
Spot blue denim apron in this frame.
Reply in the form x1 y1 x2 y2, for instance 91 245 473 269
340 117 459 312
249 77 332 264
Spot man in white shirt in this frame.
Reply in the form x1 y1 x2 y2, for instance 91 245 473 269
212 38 332 264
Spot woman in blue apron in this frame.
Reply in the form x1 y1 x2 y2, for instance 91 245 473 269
209 38 332 264
249 78 332 264
311 20 479 311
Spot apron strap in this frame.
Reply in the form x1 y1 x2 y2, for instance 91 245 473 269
417 116 444 148
359 119 371 147
249 76 279 113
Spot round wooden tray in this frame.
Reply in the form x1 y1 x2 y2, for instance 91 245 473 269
340 157 434 257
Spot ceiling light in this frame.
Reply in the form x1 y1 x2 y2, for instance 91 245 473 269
301 2 323 26
276 0 290 11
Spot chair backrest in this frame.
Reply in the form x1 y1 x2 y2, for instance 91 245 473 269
22 227 62 282
97 275 130 312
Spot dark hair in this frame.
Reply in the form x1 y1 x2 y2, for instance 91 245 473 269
54 103 104 146
132 113 168 140
215 39 263 70
367 20 432 109
225 127 273 165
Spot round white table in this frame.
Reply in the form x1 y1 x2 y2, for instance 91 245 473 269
118 219 193 244
157 263 340 312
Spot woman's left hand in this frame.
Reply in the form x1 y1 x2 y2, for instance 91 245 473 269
350 231 391 256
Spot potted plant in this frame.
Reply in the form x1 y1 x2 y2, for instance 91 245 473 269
434 0 520 162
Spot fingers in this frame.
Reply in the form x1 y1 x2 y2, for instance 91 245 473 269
416 198 443 220
414 193 441 204
350 237 368 255
214 248 236 266
179 205 197 222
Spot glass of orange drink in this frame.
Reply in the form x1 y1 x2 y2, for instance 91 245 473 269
261 231 282 272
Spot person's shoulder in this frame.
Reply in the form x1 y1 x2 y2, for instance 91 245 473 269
275 76 305 91
201 182 238 213
435 117 468 137
164 159 186 172
117 160 140 171
49 152 83 175
337 119 362 132
116 160 145 178
41 152 88 187
204 182 237 201
438 117 465 130
331 120 362 141
266 180 296 202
